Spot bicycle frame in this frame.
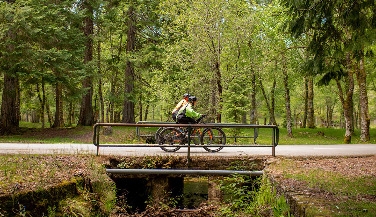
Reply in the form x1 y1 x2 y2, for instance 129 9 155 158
156 117 226 153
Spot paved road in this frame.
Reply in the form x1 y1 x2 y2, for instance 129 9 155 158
1 143 376 157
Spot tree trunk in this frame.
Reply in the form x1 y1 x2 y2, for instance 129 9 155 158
123 62 135 123
122 4 136 123
110 102 114 123
97 40 105 123
78 0 94 126
356 53 370 142
258 75 277 125
326 103 334 128
79 79 94 125
354 106 359 129
307 76 315 128
214 35 222 123
0 73 20 134
42 81 46 128
52 82 64 128
302 77 308 128
270 79 277 125
67 102 73 127
335 55 354 143
214 61 222 123
207 24 223 123
250 69 257 124
46 97 53 127
210 87 217 123
139 94 143 122
144 104 149 121
36 81 45 129
282 54 293 137
106 105 110 123
0 0 20 135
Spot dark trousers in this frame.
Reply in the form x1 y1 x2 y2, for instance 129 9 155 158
176 115 196 124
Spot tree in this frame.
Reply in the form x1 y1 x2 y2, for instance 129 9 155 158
223 74 250 123
78 0 95 126
121 1 135 123
306 76 315 128
0 0 86 131
160 0 227 123
0 0 20 134
334 56 355 143
282 0 375 141
282 51 293 136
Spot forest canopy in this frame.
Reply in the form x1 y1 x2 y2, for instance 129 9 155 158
0 0 375 143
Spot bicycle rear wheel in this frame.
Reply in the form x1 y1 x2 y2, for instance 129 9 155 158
201 127 226 152
154 127 164 143
158 127 182 152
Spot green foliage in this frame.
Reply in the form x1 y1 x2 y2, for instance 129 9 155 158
226 160 258 171
218 175 291 217
282 0 376 79
0 0 85 78
0 0 375 145
223 74 250 123
116 155 180 169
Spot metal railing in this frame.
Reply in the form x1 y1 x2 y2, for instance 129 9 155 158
93 123 279 159
106 168 263 176
135 121 258 144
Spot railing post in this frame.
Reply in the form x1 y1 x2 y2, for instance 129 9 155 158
187 126 192 167
254 128 258 144
93 124 98 155
93 124 101 156
272 127 276 157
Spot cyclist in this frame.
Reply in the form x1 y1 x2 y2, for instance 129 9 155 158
171 93 190 122
176 95 204 124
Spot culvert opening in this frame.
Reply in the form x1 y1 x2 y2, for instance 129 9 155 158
113 177 150 213
183 177 208 209
110 174 260 214
106 156 266 214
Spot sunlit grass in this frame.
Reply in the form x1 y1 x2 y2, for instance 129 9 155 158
0 125 91 143
278 127 346 145
279 127 376 144
222 127 376 145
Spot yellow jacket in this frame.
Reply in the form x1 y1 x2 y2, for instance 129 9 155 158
172 99 188 114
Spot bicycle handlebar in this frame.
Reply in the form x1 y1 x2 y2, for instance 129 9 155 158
196 114 207 124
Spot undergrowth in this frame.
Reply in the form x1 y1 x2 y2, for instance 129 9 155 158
218 175 291 217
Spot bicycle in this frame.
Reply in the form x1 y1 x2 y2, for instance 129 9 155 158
156 116 226 153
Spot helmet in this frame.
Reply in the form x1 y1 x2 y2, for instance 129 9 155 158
183 93 190 98
188 96 197 102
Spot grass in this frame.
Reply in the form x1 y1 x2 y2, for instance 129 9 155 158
0 154 116 216
269 157 376 217
0 124 92 144
1 121 375 145
278 127 376 144
101 125 376 145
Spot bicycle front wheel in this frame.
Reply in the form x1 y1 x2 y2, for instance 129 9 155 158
190 128 201 145
201 128 226 152
158 127 182 152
